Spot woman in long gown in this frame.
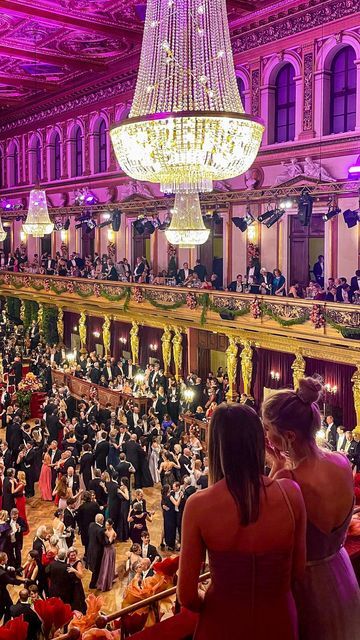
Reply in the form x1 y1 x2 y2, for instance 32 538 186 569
108 430 120 469
263 377 360 640
117 477 130 541
67 547 86 613
161 484 177 551
177 402 306 640
2 468 16 515
13 471 28 532
128 502 152 545
52 510 70 553
38 449 53 501
159 453 180 487
96 519 117 591
0 509 11 554
148 438 161 484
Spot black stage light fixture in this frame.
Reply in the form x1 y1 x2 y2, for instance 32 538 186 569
86 219 96 233
258 209 275 223
264 208 284 228
232 216 249 232
133 219 145 234
98 219 111 229
54 221 63 231
144 220 155 234
64 217 70 230
323 206 341 222
112 209 122 232
343 208 359 229
244 211 255 226
75 221 83 230
213 212 222 224
297 190 313 226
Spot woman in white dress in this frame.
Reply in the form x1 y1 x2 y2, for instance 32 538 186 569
148 437 161 484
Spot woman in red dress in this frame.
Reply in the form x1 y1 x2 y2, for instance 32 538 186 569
38 448 53 501
13 471 28 534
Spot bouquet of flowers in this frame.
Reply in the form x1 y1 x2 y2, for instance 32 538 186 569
250 296 261 319
310 304 325 329
67 281 74 294
93 283 101 298
44 278 50 291
18 372 43 392
133 287 144 303
186 292 197 309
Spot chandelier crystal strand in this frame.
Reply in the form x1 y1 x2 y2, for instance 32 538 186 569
165 193 210 247
23 188 54 238
0 214 6 242
110 0 264 194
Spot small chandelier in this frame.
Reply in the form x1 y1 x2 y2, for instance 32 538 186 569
23 188 54 237
0 215 7 242
110 0 264 194
165 194 210 247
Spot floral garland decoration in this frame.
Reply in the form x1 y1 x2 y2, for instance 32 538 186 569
144 291 186 310
261 303 309 327
250 296 261 319
186 292 197 309
133 286 144 303
310 304 326 329
325 314 360 339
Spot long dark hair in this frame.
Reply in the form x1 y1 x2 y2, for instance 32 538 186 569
208 403 265 526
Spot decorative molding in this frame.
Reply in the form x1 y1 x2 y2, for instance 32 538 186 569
251 69 260 116
232 0 360 55
303 51 314 131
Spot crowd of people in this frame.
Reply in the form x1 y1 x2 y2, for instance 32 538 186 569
1 248 360 303
0 312 360 638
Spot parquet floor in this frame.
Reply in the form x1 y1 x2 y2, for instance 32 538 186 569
2 420 165 613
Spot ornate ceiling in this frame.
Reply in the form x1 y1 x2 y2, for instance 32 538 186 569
0 0 267 118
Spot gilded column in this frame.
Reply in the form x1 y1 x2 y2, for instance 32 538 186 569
37 303 44 336
130 321 140 365
79 311 87 352
103 315 111 357
351 366 360 435
57 306 64 345
240 340 253 397
226 336 238 401
291 352 306 391
161 325 172 375
20 300 25 324
172 326 183 382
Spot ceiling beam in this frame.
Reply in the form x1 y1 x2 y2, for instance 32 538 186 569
0 44 107 71
0 73 57 91
1 0 142 41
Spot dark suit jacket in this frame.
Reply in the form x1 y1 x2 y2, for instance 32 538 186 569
336 285 353 303
193 264 207 282
87 522 108 571
227 280 245 292
177 268 193 283
76 500 101 536
88 478 107 506
94 440 109 472
141 543 160 564
0 566 23 610
45 559 73 602
10 601 42 639
89 367 102 385
350 275 360 294
115 460 132 480
123 440 142 470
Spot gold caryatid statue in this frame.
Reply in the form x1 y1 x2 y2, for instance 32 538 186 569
57 307 64 344
79 311 87 350
172 327 183 382
20 300 25 324
161 325 172 375
352 365 360 436
226 336 238 401
37 303 44 335
130 321 140 364
103 315 111 357
240 340 253 397
292 352 306 391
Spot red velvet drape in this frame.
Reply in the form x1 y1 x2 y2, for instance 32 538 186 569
111 320 132 362
139 325 164 369
63 311 80 349
86 315 103 353
251 348 295 408
305 359 356 429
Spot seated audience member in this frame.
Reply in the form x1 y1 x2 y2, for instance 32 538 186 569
336 277 352 303
227 274 244 293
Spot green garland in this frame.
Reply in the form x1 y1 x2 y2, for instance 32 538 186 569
74 287 95 298
31 282 45 292
123 287 131 312
144 291 186 311
325 314 360 339
24 300 39 331
50 282 68 295
199 293 210 325
42 304 59 345
6 296 21 323
261 304 309 327
100 288 128 302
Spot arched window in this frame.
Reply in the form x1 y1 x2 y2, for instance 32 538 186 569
8 142 19 187
54 132 61 180
29 135 42 183
36 138 42 182
236 76 246 109
70 125 83 177
330 46 356 134
94 118 107 173
275 64 295 143
13 145 19 185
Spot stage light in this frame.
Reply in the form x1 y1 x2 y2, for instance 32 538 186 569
232 216 249 232
144 220 155 234
63 218 70 230
280 198 293 209
133 219 145 234
54 220 63 231
86 219 96 233
323 206 341 222
258 209 275 223
348 164 360 177
85 193 98 205
213 212 222 225
297 190 313 227
264 208 284 228
343 208 359 229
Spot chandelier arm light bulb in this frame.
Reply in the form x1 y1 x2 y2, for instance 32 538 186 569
165 193 210 247
22 188 54 238
110 0 264 194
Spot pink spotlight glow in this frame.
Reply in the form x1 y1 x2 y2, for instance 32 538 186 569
348 165 360 174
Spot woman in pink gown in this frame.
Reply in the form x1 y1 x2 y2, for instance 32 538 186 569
13 471 28 533
38 450 53 501
178 403 306 640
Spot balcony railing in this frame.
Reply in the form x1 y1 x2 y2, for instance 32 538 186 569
1 271 360 347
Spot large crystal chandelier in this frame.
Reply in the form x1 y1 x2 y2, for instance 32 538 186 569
165 193 210 247
110 0 264 194
23 188 54 238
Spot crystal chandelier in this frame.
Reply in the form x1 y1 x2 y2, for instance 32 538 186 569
111 0 264 194
165 193 210 247
0 215 7 242
23 188 54 237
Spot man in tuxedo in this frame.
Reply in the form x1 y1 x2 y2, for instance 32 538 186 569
65 466 80 494
124 435 143 488
118 426 131 452
313 255 324 287
89 362 102 385
23 442 36 497
336 426 346 451
45 550 73 603
98 402 112 426
259 268 273 295
148 363 160 394
48 441 61 490
88 514 108 589
246 258 260 293
350 269 360 300
102 361 115 384
133 256 145 282
325 415 337 449
76 492 101 560
10 588 42 640
94 432 109 472
177 262 193 284
179 448 193 481
124 358 137 380
13 356 22 387
89 469 107 507
193 259 207 282
63 498 77 547
227 274 245 293
0 442 12 470
336 277 353 303
344 430 358 466
45 256 56 275
9 508 27 571
29 321 40 350
140 532 161 570
47 410 62 443
115 452 135 480
0 552 28 622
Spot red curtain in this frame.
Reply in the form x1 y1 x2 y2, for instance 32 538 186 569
305 359 356 429
252 348 295 408
86 315 103 353
64 311 80 349
139 326 164 369
111 320 132 362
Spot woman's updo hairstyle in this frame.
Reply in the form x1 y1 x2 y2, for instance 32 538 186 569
262 376 323 442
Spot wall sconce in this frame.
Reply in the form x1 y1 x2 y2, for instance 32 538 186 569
184 388 195 403
73 325 78 332
67 351 76 363
60 229 67 242
270 370 280 381
93 331 100 338
107 229 115 242
324 383 337 394
119 337 127 344
20 231 27 242
149 343 158 351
